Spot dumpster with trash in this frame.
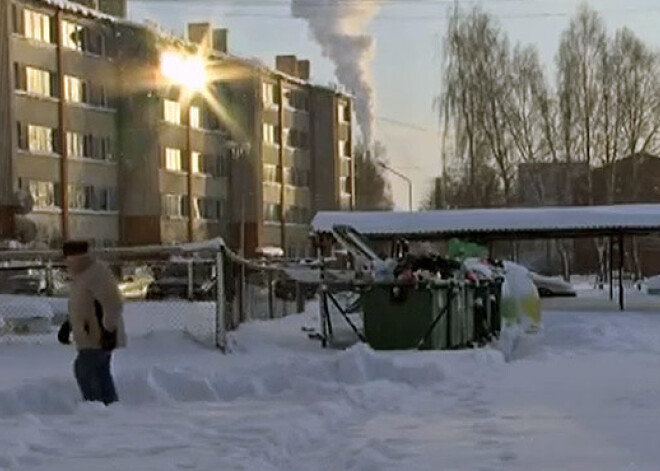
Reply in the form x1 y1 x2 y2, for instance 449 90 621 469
313 227 504 350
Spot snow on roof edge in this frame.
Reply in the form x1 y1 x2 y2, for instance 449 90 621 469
39 0 117 22
32 1 352 97
311 204 660 237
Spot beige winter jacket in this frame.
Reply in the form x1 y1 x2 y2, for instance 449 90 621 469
68 256 126 350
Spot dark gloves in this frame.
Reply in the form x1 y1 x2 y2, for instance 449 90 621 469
100 329 117 351
58 320 71 345
94 300 117 351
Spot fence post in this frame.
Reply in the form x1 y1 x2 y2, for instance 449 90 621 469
215 249 227 352
296 282 305 313
187 259 194 301
268 271 274 319
45 260 54 296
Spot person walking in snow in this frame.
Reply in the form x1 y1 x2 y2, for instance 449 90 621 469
57 240 126 405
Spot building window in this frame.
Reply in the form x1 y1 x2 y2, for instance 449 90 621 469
263 123 280 145
285 206 309 224
340 176 352 195
19 179 60 209
100 137 114 161
193 197 225 220
190 106 201 128
164 148 183 172
338 103 350 122
263 203 281 222
23 9 52 43
66 132 84 158
191 152 203 174
64 75 86 103
340 157 352 176
24 66 52 97
88 83 107 108
162 194 188 218
287 129 309 149
86 29 105 56
28 125 54 154
284 168 310 188
338 139 351 158
263 164 280 184
61 20 84 51
285 90 309 112
65 133 113 161
68 184 117 211
163 99 181 125
262 82 277 107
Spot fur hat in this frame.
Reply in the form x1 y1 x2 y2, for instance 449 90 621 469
62 240 90 258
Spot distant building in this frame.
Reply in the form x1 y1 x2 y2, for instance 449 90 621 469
592 153 660 276
515 162 590 274
517 161 589 207
0 1 353 256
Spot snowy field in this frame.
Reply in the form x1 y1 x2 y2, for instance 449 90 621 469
2 295 660 470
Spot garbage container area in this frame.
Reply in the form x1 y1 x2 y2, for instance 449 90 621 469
361 281 494 351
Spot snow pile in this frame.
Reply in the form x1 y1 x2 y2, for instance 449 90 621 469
0 318 505 417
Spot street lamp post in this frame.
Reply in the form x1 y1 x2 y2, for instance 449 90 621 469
377 161 413 212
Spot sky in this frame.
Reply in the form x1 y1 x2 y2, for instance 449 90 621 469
128 0 660 209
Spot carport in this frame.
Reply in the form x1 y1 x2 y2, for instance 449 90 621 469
312 204 660 311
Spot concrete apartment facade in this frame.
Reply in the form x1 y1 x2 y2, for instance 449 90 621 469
0 2 354 256
1 0 123 247
185 24 355 258
114 22 230 246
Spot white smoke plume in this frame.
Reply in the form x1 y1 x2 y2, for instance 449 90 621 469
292 0 381 146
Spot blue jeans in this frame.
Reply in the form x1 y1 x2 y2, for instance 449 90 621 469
74 349 118 405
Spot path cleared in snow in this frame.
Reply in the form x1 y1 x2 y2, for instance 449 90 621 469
2 305 660 470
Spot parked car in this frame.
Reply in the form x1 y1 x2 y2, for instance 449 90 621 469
118 273 154 300
529 272 576 298
273 278 317 301
6 274 46 295
145 263 214 300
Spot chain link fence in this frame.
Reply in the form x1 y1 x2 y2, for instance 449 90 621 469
0 241 311 349
224 252 308 329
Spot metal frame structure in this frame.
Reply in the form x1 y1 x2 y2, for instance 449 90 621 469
312 205 660 311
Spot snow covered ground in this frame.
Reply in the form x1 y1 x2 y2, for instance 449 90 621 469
2 296 660 470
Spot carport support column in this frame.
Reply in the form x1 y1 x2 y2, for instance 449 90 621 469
618 234 624 311
609 236 614 301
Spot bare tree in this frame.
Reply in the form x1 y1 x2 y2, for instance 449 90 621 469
354 141 394 211
557 4 607 197
441 5 482 207
440 6 515 206
614 28 660 157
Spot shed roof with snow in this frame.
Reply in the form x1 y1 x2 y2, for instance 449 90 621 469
311 204 660 240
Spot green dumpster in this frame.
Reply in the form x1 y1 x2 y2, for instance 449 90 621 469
361 282 473 350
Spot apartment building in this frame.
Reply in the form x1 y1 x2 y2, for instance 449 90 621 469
211 48 354 258
1 0 121 247
0 3 354 256
114 22 230 246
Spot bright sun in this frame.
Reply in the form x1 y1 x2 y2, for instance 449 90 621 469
160 51 207 91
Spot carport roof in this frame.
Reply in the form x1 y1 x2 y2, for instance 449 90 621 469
311 204 660 240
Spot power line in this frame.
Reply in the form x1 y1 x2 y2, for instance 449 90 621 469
377 116 440 134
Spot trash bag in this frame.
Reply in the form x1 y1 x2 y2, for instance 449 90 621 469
500 262 541 331
447 239 488 261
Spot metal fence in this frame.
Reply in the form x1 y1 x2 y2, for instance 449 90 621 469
0 241 308 350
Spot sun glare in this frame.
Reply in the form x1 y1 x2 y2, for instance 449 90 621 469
160 51 207 91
